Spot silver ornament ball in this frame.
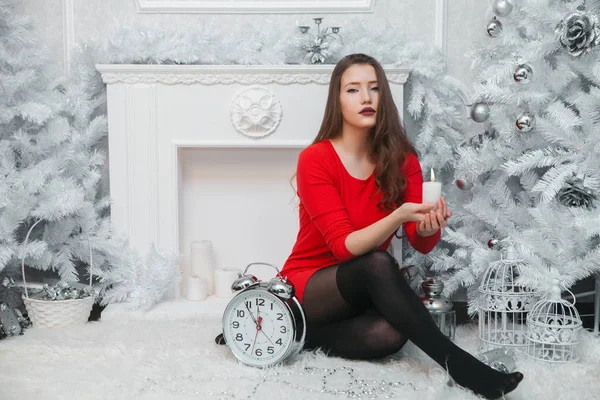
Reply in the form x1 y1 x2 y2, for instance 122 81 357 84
488 238 499 249
516 112 535 132
470 102 490 122
486 17 503 37
513 63 533 83
492 0 514 17
456 179 474 190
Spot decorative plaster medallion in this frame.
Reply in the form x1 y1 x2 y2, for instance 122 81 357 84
230 86 282 138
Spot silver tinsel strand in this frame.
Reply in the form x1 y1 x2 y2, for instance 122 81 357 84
140 366 422 399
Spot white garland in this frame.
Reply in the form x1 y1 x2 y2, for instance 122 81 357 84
73 16 466 173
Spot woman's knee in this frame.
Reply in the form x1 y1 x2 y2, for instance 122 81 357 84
364 318 408 357
363 250 399 277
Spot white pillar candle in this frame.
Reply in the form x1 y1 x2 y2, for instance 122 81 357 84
190 240 215 296
422 168 441 210
214 269 240 298
170 272 183 299
185 276 208 301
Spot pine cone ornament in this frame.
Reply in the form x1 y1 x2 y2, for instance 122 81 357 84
556 10 600 57
556 177 597 209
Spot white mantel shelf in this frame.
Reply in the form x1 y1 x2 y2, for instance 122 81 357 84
96 64 411 85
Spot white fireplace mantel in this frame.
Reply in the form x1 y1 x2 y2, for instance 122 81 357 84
96 64 411 268
98 64 410 85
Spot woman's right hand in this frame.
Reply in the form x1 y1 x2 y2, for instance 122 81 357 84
393 202 435 224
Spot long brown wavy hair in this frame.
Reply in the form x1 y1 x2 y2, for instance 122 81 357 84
313 53 418 211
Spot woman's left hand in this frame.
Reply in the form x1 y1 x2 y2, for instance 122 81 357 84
416 197 452 237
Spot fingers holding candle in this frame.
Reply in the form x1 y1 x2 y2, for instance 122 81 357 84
418 214 436 237
435 202 447 229
429 210 441 230
440 197 452 220
436 198 451 224
417 212 442 236
416 197 451 237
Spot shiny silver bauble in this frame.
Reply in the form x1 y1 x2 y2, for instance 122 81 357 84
513 63 533 83
488 238 499 249
516 111 535 132
470 102 491 122
492 0 514 17
486 17 503 37
455 179 474 190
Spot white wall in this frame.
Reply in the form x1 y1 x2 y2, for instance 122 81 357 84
22 0 490 91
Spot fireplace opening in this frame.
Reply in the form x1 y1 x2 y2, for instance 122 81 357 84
178 147 303 281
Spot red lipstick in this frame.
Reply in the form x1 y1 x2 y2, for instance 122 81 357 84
359 107 375 115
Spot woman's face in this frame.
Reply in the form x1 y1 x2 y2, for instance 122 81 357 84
339 63 379 131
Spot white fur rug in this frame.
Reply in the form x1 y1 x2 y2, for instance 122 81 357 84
1 305 600 400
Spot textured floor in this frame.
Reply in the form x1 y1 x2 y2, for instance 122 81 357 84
1 302 599 400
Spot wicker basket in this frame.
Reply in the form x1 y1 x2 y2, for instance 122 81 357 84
21 220 95 329
23 295 95 328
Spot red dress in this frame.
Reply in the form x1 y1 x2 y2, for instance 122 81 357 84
280 140 440 303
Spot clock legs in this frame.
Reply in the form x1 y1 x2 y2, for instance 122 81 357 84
214 333 226 345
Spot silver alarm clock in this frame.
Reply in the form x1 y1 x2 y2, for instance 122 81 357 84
221 262 306 368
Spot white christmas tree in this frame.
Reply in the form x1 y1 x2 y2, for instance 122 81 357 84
0 0 177 310
406 0 600 313
0 1 106 282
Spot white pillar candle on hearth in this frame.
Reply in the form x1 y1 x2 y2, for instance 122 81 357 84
190 240 215 295
422 168 442 211
214 269 241 298
185 276 208 301
170 271 183 299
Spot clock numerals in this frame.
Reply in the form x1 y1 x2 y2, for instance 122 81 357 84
244 298 266 309
227 293 294 364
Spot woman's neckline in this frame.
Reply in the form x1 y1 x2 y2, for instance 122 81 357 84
325 139 375 182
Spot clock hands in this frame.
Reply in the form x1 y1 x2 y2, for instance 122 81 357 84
245 302 258 326
246 300 274 352
250 316 263 355
254 304 274 344
259 329 275 345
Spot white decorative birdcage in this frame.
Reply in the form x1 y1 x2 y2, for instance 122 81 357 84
526 279 582 363
478 245 538 350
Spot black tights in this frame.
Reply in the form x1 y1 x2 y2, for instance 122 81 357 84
302 251 523 400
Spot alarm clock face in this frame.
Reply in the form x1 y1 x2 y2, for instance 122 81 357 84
223 289 295 367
